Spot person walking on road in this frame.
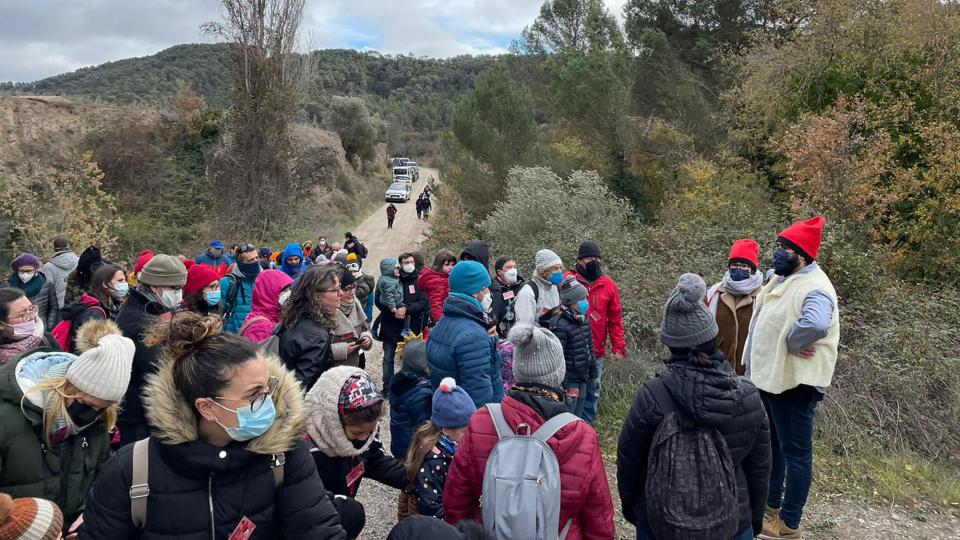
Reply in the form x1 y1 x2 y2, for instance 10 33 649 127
415 197 423 221
421 197 432 221
744 216 839 540
387 204 398 230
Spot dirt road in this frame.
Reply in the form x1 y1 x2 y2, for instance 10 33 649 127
352 167 435 538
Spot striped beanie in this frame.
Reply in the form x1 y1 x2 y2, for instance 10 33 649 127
0 493 63 540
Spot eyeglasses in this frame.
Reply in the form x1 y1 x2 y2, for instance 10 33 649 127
214 376 279 413
7 304 39 322
341 285 356 292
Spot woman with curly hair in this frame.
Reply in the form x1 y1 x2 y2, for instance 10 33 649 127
278 265 341 391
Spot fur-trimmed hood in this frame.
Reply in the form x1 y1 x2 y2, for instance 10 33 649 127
304 365 377 458
143 354 307 455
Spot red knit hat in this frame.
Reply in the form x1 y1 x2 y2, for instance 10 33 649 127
728 239 760 270
183 264 220 296
778 216 825 261
0 493 63 540
133 249 154 274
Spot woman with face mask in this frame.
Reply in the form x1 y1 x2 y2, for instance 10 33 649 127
58 264 128 352
114 254 187 447
0 288 62 365
2 253 60 331
704 239 764 375
304 366 407 499
81 312 347 539
0 319 134 532
180 264 222 316
329 270 373 368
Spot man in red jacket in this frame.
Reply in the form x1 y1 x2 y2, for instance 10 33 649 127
568 241 627 423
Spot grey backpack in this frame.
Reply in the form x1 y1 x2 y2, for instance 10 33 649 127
259 324 282 357
481 403 578 540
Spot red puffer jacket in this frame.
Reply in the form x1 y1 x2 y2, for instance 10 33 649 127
443 392 615 540
567 272 627 359
418 267 449 326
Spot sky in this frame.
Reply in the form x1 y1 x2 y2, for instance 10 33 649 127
1 0 627 83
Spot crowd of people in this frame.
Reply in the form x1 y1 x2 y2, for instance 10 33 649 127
0 214 839 540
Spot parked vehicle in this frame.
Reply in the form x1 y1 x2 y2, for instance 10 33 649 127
407 161 420 181
385 182 411 202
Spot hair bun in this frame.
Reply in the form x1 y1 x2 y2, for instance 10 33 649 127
508 324 535 348
144 312 223 360
0 493 13 522
438 377 457 392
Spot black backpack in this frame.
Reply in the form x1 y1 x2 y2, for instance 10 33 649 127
644 377 739 540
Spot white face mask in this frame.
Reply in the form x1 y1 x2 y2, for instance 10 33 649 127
18 272 36 283
159 289 183 309
402 263 416 274
479 293 493 312
502 268 518 285
278 290 291 305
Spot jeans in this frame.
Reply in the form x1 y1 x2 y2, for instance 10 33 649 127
762 390 818 530
564 381 591 420
636 523 754 540
582 357 603 423
382 339 398 389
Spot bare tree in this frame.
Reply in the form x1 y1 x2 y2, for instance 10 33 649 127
202 0 315 238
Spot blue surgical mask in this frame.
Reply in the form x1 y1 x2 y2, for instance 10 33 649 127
111 282 130 299
577 299 589 315
548 271 564 286
729 268 752 282
205 290 221 307
211 395 276 442
772 249 800 277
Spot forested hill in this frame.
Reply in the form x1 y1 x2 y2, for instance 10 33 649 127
2 43 495 132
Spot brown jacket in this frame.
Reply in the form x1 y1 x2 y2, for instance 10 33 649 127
710 285 760 375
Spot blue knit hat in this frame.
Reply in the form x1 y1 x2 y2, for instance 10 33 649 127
448 260 491 295
432 377 476 428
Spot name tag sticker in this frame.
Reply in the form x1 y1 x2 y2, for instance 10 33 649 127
502 291 515 300
408 285 416 294
228 517 256 540
589 311 601 322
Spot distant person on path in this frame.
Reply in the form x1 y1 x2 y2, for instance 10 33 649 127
376 253 430 389
443 323 615 539
43 237 78 308
115 254 187 446
3 253 60 330
418 250 456 330
744 216 839 540
220 244 261 333
617 273 771 540
568 241 627 423
194 240 232 276
705 239 764 375
426 261 502 407
278 265 340 391
344 233 368 267
514 249 563 327
490 255 524 339
240 269 293 343
387 203 398 229
421 197 432 220
415 196 424 220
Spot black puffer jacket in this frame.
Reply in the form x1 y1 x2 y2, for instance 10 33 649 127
376 270 429 341
616 352 771 536
80 357 346 539
114 288 168 446
309 434 407 498
490 277 525 338
278 317 333 391
545 308 597 384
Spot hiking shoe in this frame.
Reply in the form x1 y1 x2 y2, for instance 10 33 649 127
758 513 802 540
764 505 779 522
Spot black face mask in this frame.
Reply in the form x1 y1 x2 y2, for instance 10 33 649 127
350 438 368 450
238 261 261 278
67 402 100 430
577 260 602 281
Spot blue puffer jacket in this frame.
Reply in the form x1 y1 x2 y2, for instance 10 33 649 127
426 296 503 407
388 370 433 458
219 268 257 334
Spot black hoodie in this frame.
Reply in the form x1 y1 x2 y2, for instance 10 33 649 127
616 352 771 536
459 240 490 271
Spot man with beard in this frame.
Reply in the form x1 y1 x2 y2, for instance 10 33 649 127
744 216 840 540
568 241 627 423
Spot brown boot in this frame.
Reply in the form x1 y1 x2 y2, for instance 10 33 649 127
758 513 802 540
764 505 779 522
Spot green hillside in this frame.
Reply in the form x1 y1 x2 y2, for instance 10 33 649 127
2 44 495 133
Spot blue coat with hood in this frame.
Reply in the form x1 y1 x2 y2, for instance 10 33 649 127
388 371 433 458
426 296 503 407
278 243 308 280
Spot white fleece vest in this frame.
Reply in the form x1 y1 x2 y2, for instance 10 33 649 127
747 265 840 394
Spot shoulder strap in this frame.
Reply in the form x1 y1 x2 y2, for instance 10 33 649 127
130 438 150 528
529 281 540 303
648 376 676 416
270 453 285 488
223 275 241 316
239 315 270 336
484 403 512 440
531 412 580 444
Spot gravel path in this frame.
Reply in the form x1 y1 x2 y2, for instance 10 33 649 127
350 168 435 538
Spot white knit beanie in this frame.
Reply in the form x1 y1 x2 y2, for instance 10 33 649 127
535 249 562 271
66 333 135 402
508 324 565 389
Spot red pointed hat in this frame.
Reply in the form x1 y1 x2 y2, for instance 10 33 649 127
728 239 760 270
778 216 825 261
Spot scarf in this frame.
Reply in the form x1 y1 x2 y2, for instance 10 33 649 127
8 271 44 299
722 270 763 296
0 319 45 365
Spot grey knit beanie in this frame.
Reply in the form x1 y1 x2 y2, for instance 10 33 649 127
508 324 565 389
66 333 135 402
139 254 187 287
558 275 587 307
660 273 719 349
534 249 562 271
